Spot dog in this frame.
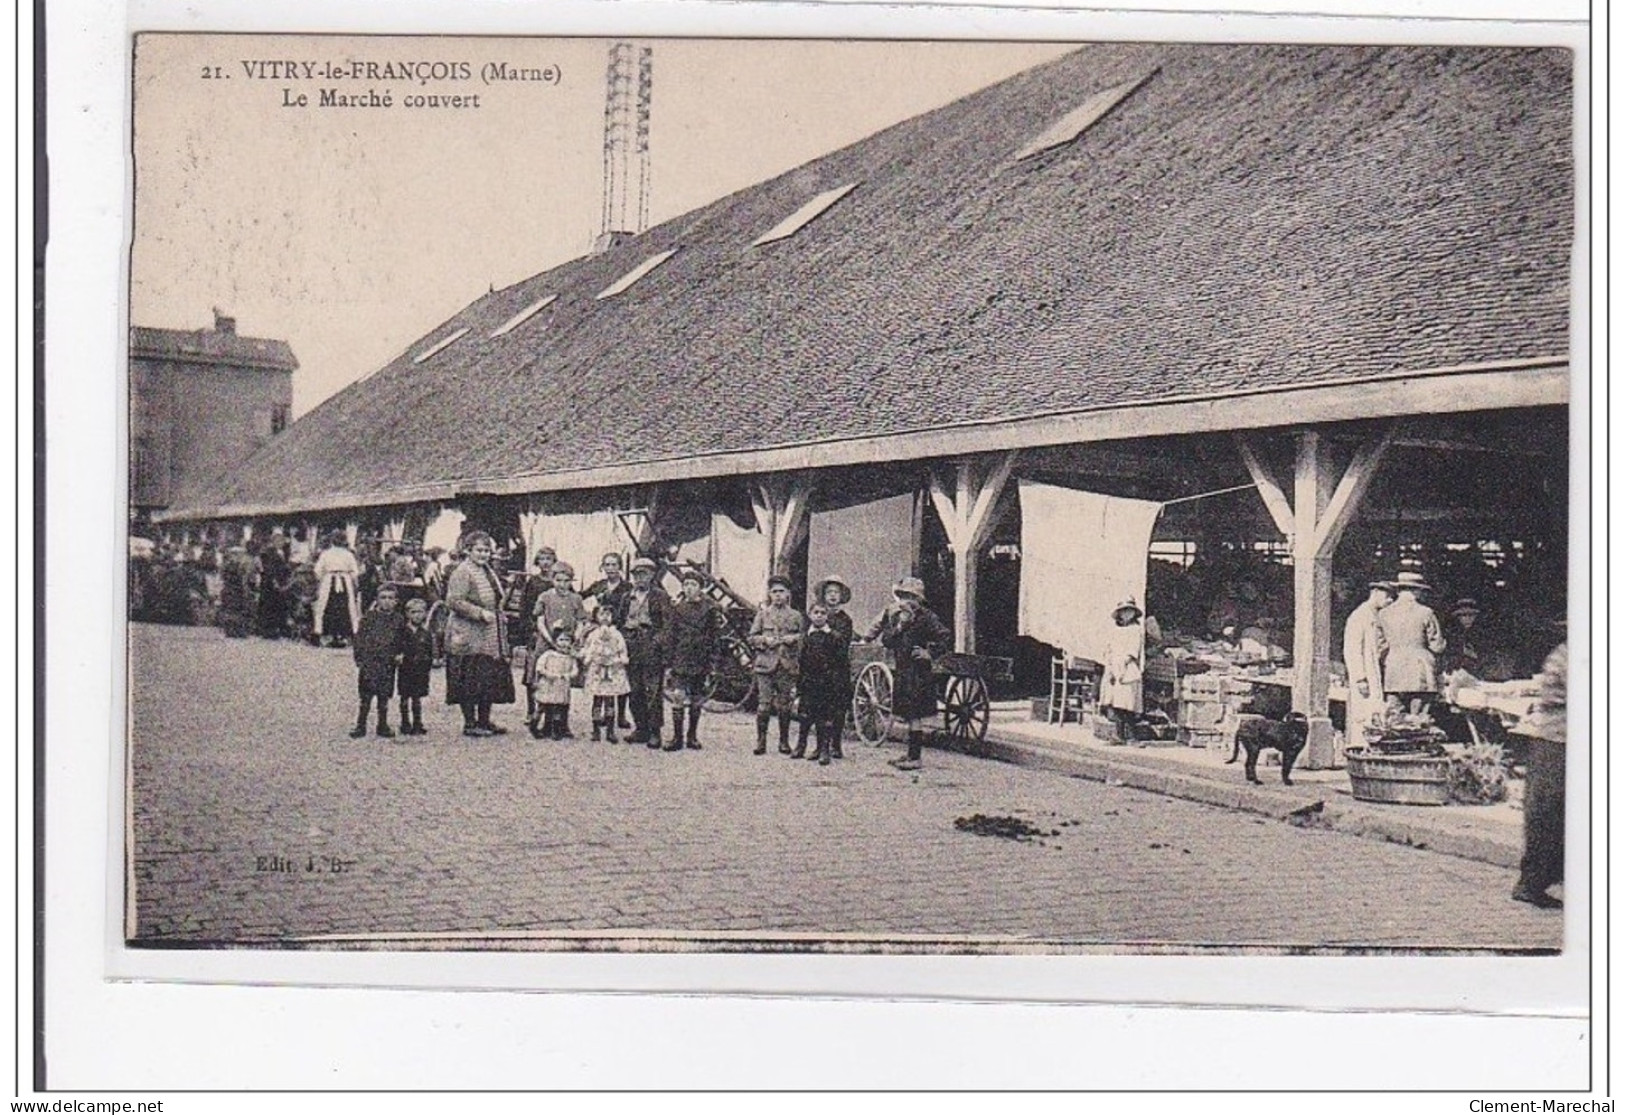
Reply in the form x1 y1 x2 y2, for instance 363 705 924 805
1225 711 1310 785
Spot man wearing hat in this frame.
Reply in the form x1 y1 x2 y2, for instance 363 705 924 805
749 574 806 756
864 576 951 771
1101 597 1147 743
662 567 727 751
1342 580 1394 735
1376 569 1447 716
621 557 671 745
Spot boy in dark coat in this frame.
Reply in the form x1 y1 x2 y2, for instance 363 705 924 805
795 576 854 759
796 601 848 766
351 584 406 739
397 596 435 735
660 568 724 752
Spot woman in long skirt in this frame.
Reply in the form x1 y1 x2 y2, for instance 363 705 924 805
441 530 516 737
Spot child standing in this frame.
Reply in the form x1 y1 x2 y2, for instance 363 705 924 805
396 596 435 735
749 574 805 756
581 604 631 742
350 583 405 739
795 576 854 759
532 626 580 740
524 560 588 732
660 568 724 752
796 601 847 766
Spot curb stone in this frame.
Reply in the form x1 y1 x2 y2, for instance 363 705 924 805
938 729 1522 870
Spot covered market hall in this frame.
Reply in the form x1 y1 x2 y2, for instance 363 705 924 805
150 42 1574 769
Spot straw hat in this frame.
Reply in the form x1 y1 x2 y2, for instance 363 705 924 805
1112 597 1143 622
1451 597 1482 619
1392 570 1432 593
814 576 852 606
893 576 927 600
629 556 658 574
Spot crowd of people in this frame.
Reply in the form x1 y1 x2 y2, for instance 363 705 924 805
129 529 457 643
331 531 954 773
134 530 1568 909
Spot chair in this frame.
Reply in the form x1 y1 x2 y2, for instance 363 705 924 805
1049 655 1103 725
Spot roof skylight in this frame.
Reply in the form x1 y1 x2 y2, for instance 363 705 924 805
490 294 557 338
1010 74 1151 164
412 326 470 364
751 183 858 247
595 250 677 300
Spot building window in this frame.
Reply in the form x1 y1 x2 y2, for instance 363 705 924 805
491 294 557 338
595 250 677 300
271 404 290 435
1008 73 1153 164
751 183 858 247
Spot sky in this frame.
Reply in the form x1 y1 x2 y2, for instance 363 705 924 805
131 36 1075 415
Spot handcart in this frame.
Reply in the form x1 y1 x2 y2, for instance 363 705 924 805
849 643 1014 747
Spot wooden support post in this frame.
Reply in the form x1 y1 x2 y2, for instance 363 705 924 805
927 452 1017 653
1235 435 1296 541
1234 428 1395 769
751 474 816 577
1291 432 1334 723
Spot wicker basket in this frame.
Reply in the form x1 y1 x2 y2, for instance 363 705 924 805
1345 747 1452 806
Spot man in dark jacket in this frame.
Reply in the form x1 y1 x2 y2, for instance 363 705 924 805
622 557 671 745
865 576 950 771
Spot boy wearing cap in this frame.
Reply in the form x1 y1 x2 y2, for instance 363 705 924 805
865 577 950 771
622 557 671 745
350 583 405 739
661 569 725 751
750 575 805 756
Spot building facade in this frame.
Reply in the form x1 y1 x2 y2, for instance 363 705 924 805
130 311 298 522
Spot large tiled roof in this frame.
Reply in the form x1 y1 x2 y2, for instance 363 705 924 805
166 42 1572 518
131 325 299 373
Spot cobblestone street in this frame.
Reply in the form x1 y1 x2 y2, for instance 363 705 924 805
127 624 1561 950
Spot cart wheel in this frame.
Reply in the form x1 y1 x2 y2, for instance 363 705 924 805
704 634 756 713
852 662 895 745
941 675 990 745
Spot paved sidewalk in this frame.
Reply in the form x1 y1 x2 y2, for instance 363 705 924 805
975 708 1529 869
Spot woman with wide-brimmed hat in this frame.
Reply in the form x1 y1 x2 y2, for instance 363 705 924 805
864 576 950 771
1101 596 1146 743
1376 569 1447 715
442 530 516 736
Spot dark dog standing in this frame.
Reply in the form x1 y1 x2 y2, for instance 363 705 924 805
1226 711 1310 785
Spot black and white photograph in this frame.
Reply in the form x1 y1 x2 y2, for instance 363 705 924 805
120 30 1583 961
